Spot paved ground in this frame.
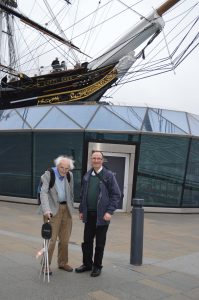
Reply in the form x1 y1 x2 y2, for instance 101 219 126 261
1 201 199 300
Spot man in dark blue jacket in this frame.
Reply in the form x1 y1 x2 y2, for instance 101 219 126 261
75 150 121 277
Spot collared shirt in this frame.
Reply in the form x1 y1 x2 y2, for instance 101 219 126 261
53 167 66 203
53 167 65 181
91 166 103 176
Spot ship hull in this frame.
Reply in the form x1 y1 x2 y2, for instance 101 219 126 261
0 64 117 109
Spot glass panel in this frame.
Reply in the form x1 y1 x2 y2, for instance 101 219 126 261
143 109 187 134
182 139 199 207
187 114 199 136
58 105 98 128
85 132 140 142
190 113 199 121
0 132 32 197
0 110 30 129
16 106 51 128
35 107 81 129
106 106 146 130
87 106 136 131
153 109 189 133
136 177 182 206
135 134 189 206
33 132 84 199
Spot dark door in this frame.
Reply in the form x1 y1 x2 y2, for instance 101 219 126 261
103 155 125 209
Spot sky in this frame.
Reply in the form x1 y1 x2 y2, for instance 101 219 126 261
111 48 199 115
100 0 199 115
5 0 199 115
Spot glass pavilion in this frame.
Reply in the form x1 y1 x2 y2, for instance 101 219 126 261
0 104 199 208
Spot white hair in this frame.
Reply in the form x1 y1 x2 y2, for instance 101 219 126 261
54 155 75 170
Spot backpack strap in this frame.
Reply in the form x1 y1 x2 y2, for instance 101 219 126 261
93 168 109 191
37 168 55 205
66 171 71 183
48 168 55 189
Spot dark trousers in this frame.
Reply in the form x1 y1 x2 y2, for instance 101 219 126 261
82 211 108 268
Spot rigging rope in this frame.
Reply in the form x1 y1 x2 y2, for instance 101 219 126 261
115 0 150 22
162 28 176 75
1 0 198 93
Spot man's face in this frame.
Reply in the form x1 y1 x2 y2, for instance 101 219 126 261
57 160 70 177
91 152 103 170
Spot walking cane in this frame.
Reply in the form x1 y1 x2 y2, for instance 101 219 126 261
38 219 52 283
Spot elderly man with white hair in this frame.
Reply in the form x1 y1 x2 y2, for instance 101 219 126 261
39 155 74 275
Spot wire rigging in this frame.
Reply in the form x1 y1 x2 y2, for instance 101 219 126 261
0 0 198 104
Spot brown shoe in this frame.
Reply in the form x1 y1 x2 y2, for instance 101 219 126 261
59 264 73 272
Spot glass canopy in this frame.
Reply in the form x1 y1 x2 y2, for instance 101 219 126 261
0 105 199 136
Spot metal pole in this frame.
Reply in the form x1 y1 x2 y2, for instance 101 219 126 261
130 198 144 265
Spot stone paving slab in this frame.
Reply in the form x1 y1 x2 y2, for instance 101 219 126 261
1 201 199 300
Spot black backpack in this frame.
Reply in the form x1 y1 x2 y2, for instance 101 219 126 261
37 168 71 205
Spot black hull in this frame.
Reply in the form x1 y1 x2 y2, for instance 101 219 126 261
0 65 117 110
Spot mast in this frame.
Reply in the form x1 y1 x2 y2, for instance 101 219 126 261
88 0 181 71
0 1 81 53
156 0 180 16
0 0 18 79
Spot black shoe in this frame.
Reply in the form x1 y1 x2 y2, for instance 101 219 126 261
90 267 101 277
75 264 92 273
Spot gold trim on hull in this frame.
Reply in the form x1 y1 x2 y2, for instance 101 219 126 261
37 68 117 105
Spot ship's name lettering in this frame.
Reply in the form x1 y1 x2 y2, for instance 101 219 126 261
37 76 73 87
38 96 60 105
37 69 117 104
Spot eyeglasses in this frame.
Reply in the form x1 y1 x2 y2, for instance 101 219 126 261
92 157 102 161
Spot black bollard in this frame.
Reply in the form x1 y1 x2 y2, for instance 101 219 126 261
130 198 144 265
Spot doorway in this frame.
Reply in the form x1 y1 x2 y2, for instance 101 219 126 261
88 142 136 212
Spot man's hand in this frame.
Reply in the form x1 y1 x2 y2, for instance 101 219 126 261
79 213 83 220
103 212 112 221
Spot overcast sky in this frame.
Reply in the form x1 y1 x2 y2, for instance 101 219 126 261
19 0 199 115
100 0 199 115
111 48 199 115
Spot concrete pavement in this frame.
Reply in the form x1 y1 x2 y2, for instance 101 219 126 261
0 201 199 300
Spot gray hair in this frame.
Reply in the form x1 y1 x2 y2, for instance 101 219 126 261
54 155 75 170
